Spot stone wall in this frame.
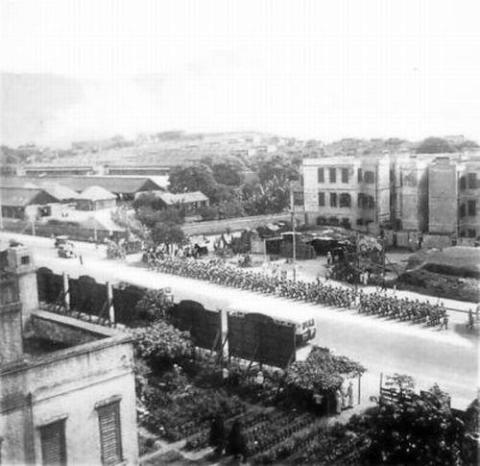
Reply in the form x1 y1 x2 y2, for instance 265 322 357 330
0 312 138 465
29 311 113 346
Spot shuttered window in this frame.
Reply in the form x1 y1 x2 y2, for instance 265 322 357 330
317 168 324 183
97 402 123 465
40 420 67 466
329 168 336 183
318 192 325 206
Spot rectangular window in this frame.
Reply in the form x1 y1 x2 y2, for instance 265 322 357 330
317 168 324 183
318 192 325 206
459 176 466 190
364 171 375 184
459 204 466 217
341 168 349 183
468 200 476 216
40 420 67 466
468 229 476 238
467 173 477 189
357 168 363 183
330 192 337 207
357 193 364 208
98 402 123 466
339 193 351 208
329 168 336 183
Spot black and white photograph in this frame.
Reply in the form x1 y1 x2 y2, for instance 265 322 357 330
0 0 479 464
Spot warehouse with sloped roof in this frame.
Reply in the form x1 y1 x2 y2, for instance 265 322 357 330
76 186 117 211
0 187 60 219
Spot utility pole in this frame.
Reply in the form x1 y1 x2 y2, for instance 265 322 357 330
290 181 297 282
354 230 359 293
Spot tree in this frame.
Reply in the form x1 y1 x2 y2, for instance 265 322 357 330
168 164 218 200
132 192 164 211
416 137 455 154
212 158 245 186
151 222 185 247
285 346 366 393
362 378 465 466
135 207 184 229
218 199 245 219
455 139 479 151
198 205 219 221
131 320 192 367
210 183 239 204
255 154 299 185
132 289 174 324
242 178 290 215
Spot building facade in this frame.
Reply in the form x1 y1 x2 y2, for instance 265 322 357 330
428 157 458 235
458 158 480 239
0 187 60 220
394 155 430 232
303 151 480 241
303 155 390 232
0 245 138 465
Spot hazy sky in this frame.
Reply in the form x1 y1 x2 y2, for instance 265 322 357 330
2 0 480 143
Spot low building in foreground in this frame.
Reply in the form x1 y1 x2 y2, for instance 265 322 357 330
0 245 138 465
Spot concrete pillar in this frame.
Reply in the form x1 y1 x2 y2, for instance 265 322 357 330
106 282 115 323
62 273 70 311
0 302 23 364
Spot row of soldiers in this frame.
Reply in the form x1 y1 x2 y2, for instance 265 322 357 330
146 256 448 328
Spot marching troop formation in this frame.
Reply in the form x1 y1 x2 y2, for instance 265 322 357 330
143 252 449 329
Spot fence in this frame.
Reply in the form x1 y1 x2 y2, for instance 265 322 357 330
2 218 126 243
171 300 221 351
227 312 296 368
37 268 144 325
36 268 298 369
181 212 301 236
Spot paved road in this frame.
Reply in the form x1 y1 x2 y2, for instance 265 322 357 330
2 232 478 409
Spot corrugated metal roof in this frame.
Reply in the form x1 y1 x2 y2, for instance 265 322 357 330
1 176 162 194
78 186 117 201
0 187 59 206
157 191 208 205
36 182 80 200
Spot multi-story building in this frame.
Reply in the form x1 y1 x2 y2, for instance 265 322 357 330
428 157 458 235
303 154 390 232
303 151 479 241
393 154 431 232
458 157 480 239
0 245 138 465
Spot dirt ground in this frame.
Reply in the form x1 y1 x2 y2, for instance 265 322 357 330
224 248 413 283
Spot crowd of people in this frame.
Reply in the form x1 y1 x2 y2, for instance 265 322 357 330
144 253 449 329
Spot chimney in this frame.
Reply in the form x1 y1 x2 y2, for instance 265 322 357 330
5 246 38 326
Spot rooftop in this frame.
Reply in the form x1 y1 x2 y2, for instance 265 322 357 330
1 175 163 194
78 185 117 201
156 191 208 205
0 186 58 207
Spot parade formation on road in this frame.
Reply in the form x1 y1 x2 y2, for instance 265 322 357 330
146 254 450 330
